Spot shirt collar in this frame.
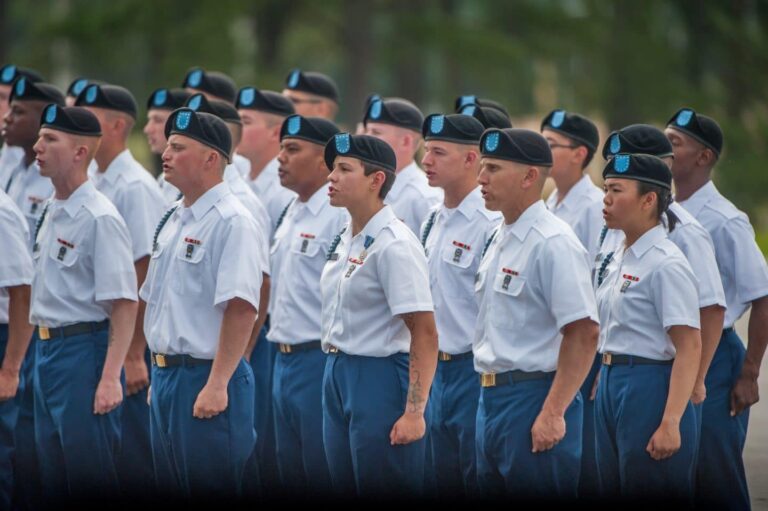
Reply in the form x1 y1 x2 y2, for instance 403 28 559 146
61 180 97 217
389 161 420 196
628 224 667 258
678 180 717 217
550 174 597 211
252 157 279 192
356 205 397 243
299 185 328 216
185 182 230 222
507 200 547 241
441 186 484 221
98 149 133 184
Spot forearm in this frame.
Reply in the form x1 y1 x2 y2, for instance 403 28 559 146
664 327 701 422
695 305 725 384
102 299 138 380
246 275 269 358
542 319 598 416
127 256 150 359
3 285 34 372
744 296 768 379
208 298 257 389
404 312 438 415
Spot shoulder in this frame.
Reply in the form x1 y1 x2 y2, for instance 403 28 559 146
84 190 122 219
701 193 744 222
214 193 253 222
533 210 578 241
474 206 501 223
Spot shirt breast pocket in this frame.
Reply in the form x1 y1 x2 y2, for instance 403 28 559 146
489 272 527 329
172 243 206 295
290 236 322 258
441 243 475 269
48 242 79 268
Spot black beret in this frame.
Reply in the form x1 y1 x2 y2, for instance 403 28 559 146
182 68 237 104
457 104 512 129
40 104 101 137
285 69 339 103
422 113 485 145
603 124 673 160
184 93 241 125
75 84 137 119
67 77 90 98
0 65 43 85
9 78 65 106
454 95 509 117
480 128 553 167
236 87 295 117
603 153 672 189
363 97 424 133
324 133 396 173
540 109 599 151
666 107 723 156
147 88 191 111
165 108 232 163
280 115 340 146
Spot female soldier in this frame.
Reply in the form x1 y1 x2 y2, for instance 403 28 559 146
320 133 438 497
595 153 701 501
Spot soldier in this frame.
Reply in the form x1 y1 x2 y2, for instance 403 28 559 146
282 69 339 120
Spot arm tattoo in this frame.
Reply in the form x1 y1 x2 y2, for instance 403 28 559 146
402 313 425 413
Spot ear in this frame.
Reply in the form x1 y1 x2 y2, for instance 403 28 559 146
370 169 386 192
640 188 657 211
465 149 479 167
269 123 282 142
573 145 588 166
520 165 541 190
73 144 89 163
698 147 716 167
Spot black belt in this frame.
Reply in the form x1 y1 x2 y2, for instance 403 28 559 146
37 320 109 341
278 341 321 354
480 370 554 388
438 350 473 362
601 353 673 366
151 353 212 368
723 327 734 334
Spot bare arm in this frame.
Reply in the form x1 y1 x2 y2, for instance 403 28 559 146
0 285 34 401
691 304 725 404
390 311 438 445
193 297 257 419
532 317 599 452
245 274 270 362
731 294 768 415
125 256 150 396
647 324 701 460
94 298 138 414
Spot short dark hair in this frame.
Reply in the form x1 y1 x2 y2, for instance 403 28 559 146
362 161 395 199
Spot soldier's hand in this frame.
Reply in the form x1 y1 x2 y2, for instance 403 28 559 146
646 419 681 460
691 380 707 405
389 412 426 445
730 374 759 416
94 376 123 414
0 368 20 401
531 410 565 453
124 354 149 396
590 372 600 401
193 383 228 419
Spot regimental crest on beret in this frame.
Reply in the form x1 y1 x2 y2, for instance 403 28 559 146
458 95 476 108
44 104 57 124
72 79 88 96
188 69 203 88
288 70 300 88
287 115 301 135
614 154 630 173
484 132 500 152
460 105 476 116
676 109 693 127
430 115 445 134
551 110 565 128
188 95 202 111
369 99 382 120
176 111 192 130
2 65 16 83
15 78 25 96
153 89 167 107
609 134 621 154
85 85 98 104
335 133 351 154
239 88 255 106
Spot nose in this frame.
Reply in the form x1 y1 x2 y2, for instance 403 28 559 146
477 167 488 185
32 137 42 155
143 121 151 135
277 149 287 164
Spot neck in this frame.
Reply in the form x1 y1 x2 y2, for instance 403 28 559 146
348 200 384 236
673 170 711 202
181 178 222 207
95 143 126 172
443 177 476 209
23 146 36 167
553 169 584 203
52 170 88 200
501 196 537 225
247 150 278 181
297 179 325 203
623 219 658 249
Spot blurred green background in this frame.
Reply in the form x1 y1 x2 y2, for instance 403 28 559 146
2 0 767 248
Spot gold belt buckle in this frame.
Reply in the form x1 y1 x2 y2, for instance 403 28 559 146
328 345 339 354
438 352 451 362
480 373 496 387
279 344 291 354
155 354 167 368
602 353 612 366
38 326 50 340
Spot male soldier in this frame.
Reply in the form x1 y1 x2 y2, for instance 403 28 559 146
0 65 43 183
282 69 339 120
182 67 237 104
65 77 90 107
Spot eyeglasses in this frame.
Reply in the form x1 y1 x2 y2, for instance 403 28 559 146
547 142 578 150
287 97 322 105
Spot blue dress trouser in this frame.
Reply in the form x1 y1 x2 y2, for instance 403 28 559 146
696 328 750 510
272 346 332 495
428 356 480 498
116 348 154 497
578 353 601 498
322 352 425 497
150 358 255 499
12 338 38 510
34 328 122 501
0 325 20 509
595 362 697 502
476 375 582 500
